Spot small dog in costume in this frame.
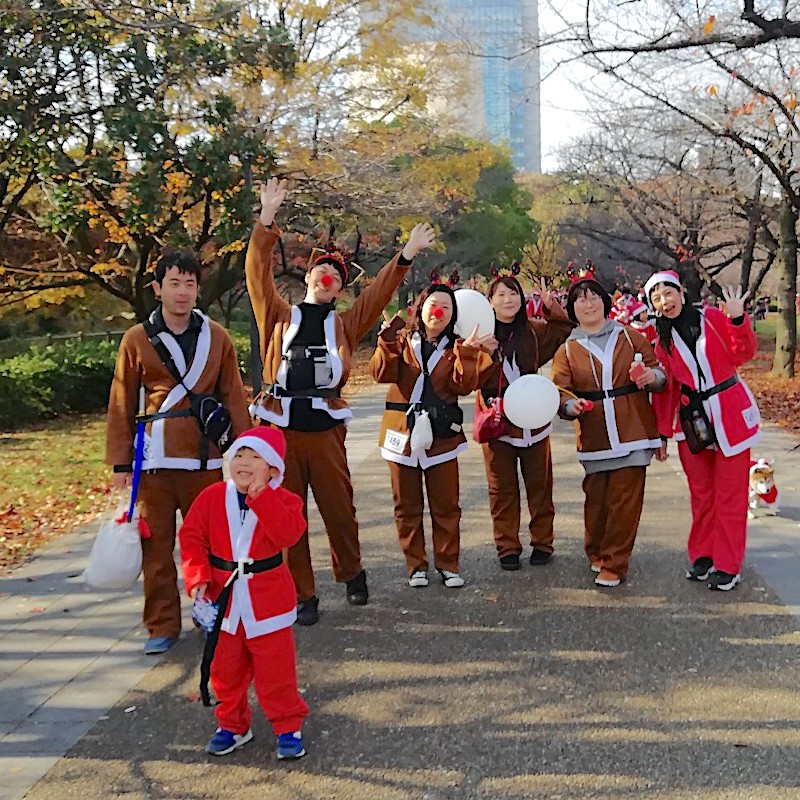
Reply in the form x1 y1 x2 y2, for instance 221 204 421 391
748 458 781 517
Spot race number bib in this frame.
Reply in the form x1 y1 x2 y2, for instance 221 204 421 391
142 432 152 463
383 429 409 455
742 406 759 429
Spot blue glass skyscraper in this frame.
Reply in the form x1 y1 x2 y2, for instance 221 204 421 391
441 0 541 172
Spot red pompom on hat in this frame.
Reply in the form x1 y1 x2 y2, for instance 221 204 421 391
228 427 286 489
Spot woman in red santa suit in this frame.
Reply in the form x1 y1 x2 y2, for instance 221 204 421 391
646 271 760 591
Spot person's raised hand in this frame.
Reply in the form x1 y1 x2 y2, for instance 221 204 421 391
247 460 271 499
401 223 436 260
538 277 555 309
463 324 494 350
720 284 750 319
259 177 287 228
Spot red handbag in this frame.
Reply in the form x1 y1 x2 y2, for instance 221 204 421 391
473 366 509 443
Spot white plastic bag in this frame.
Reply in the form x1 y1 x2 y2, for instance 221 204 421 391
83 503 143 590
410 410 434 453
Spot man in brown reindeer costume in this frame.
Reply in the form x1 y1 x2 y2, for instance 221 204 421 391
247 178 435 625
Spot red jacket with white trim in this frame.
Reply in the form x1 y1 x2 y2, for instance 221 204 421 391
651 308 760 457
179 480 305 637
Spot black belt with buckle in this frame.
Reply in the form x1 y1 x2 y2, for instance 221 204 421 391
574 384 641 401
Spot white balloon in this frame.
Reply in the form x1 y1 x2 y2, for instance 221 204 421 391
453 289 495 338
503 375 561 430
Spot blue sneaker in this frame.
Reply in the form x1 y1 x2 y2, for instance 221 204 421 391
143 636 178 655
276 731 306 759
205 728 253 756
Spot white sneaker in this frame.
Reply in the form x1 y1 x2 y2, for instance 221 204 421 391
408 570 429 588
438 569 465 588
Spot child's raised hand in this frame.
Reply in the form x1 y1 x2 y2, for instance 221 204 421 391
247 460 272 498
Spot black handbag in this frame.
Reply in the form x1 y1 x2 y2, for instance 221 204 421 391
143 318 233 457
678 391 716 454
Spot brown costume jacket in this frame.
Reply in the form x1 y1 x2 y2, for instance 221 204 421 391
370 316 491 468
105 312 250 471
246 222 411 426
477 302 574 446
551 323 661 462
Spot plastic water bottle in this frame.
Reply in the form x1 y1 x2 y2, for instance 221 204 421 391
629 352 646 382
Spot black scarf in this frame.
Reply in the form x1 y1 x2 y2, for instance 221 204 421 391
657 303 701 355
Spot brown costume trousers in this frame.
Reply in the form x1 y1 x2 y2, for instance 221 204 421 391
283 425 362 601
581 465 646 578
482 437 555 558
139 469 221 637
387 459 461 575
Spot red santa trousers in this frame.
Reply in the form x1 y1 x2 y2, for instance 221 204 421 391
678 441 750 575
210 624 309 736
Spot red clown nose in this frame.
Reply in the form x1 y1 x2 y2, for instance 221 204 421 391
430 307 444 319
320 274 333 288
584 400 595 412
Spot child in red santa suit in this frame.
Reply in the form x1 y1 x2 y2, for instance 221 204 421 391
179 427 310 759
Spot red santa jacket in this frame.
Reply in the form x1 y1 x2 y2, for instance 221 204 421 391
179 480 305 637
651 307 760 457
630 318 657 345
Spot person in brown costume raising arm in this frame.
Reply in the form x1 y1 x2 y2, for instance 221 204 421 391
246 177 436 625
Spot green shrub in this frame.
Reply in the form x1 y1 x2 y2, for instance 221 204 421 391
0 329 258 430
0 339 118 429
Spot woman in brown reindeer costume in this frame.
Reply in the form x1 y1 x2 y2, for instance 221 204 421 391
370 280 493 589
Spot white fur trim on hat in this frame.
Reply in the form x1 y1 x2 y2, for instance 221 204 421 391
228 436 285 489
629 300 648 318
644 271 682 307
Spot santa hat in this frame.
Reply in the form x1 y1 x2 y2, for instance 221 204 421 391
227 427 286 489
644 270 682 307
628 299 647 317
749 457 773 475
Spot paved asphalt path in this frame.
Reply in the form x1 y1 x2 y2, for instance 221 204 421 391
5 384 800 800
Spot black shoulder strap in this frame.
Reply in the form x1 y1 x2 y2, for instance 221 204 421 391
143 317 187 386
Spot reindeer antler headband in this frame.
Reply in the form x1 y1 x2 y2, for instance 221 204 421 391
490 261 522 279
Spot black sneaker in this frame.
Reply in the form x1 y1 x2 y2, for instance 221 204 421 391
529 549 553 566
499 554 521 571
346 570 369 606
686 557 714 581
296 596 320 626
708 571 741 591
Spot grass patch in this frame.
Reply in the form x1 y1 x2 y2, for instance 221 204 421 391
0 414 113 569
752 313 800 341
0 350 382 570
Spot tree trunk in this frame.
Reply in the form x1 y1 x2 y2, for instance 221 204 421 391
134 240 155 321
739 174 763 291
676 258 702 305
773 196 798 377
